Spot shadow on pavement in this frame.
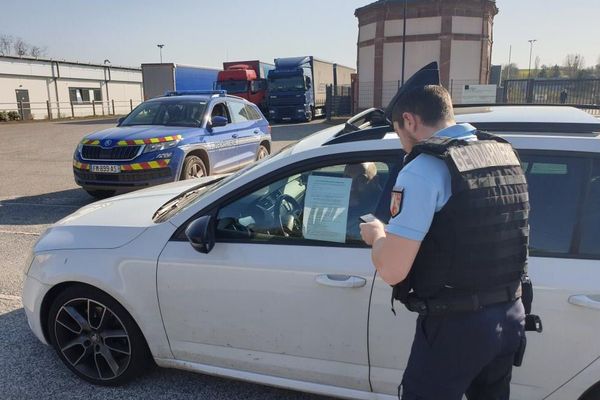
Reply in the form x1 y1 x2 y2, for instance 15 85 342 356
0 188 93 226
57 118 119 126
0 304 328 400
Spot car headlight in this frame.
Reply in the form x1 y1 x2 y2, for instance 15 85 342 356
143 140 179 154
77 143 83 153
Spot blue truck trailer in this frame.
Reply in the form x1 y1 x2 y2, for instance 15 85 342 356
267 56 354 122
141 63 221 100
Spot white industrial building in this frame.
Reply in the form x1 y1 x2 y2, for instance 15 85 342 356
0 55 143 120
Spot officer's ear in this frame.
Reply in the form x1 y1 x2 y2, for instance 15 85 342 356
402 112 418 133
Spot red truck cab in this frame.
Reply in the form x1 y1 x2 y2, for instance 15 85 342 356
215 61 273 114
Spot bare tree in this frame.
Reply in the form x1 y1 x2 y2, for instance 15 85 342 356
564 54 586 78
0 34 13 56
13 37 29 56
29 45 47 58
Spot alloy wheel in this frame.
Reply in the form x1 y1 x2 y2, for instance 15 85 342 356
188 162 205 178
54 298 131 381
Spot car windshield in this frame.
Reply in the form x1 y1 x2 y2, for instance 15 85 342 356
216 80 248 94
153 145 295 222
268 76 305 92
120 100 207 127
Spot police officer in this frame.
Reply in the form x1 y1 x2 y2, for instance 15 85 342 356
360 62 533 400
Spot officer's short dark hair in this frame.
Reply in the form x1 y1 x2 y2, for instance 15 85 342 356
391 85 454 128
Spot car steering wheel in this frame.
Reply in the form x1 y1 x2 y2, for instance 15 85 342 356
274 194 302 236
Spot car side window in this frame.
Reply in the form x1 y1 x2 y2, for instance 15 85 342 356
215 161 394 246
520 153 587 255
578 159 600 257
245 105 262 120
210 102 231 123
228 101 250 123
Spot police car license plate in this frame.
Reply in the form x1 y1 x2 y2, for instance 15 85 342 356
91 164 120 174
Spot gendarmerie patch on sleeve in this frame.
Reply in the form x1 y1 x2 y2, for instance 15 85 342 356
390 186 404 218
449 142 520 172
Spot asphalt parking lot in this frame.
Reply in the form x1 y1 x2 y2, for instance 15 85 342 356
0 118 332 399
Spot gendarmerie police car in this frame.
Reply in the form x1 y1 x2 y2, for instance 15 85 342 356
72 90 271 198
23 105 600 400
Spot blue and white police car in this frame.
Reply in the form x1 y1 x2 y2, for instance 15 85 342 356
73 91 271 198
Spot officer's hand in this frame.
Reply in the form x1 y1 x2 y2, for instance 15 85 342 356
360 220 386 246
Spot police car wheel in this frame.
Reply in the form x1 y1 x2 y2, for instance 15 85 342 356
256 145 269 161
47 285 153 386
181 156 207 180
85 189 116 199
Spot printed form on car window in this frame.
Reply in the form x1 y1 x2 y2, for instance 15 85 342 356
302 175 352 243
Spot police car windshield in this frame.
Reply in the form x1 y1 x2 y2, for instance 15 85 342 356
121 100 207 127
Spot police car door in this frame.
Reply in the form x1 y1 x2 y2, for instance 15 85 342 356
205 101 238 173
157 155 399 391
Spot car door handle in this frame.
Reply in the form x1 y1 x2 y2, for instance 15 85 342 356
315 274 366 288
231 134 238 139
568 294 600 310
253 129 260 134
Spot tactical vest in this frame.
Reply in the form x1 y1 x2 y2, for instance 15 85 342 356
395 131 529 304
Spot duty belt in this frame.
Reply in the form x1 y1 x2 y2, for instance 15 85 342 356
406 282 522 316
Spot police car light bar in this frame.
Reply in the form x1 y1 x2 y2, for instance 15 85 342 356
164 90 227 97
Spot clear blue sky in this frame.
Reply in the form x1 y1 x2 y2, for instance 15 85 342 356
2 0 599 70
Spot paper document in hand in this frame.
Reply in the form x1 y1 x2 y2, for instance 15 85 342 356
302 175 352 243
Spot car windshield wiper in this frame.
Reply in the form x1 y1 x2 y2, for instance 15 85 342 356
152 176 228 223
153 189 203 222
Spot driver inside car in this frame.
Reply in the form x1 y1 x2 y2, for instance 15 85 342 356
344 162 382 241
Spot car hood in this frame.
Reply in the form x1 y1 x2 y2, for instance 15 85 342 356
34 177 222 252
83 125 200 141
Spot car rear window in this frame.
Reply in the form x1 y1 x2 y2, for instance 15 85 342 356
521 153 586 254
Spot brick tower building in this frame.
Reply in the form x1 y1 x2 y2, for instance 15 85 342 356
355 0 498 109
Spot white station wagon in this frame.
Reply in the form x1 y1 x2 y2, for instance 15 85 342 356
22 106 600 400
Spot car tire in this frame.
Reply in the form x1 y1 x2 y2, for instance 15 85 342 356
181 155 207 180
85 189 116 199
47 285 153 386
256 145 269 161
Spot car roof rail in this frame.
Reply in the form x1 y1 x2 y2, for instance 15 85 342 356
324 125 392 146
164 90 227 97
453 103 600 111
468 121 600 135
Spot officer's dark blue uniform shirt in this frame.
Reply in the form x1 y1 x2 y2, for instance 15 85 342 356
386 123 477 241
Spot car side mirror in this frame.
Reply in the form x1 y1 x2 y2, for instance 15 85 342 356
209 116 228 128
117 117 125 126
185 215 216 254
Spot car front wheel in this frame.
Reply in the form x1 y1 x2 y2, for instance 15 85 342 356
47 285 152 386
256 145 269 161
181 155 207 179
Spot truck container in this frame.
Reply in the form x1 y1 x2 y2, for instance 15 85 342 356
141 63 221 100
267 56 354 122
215 60 274 113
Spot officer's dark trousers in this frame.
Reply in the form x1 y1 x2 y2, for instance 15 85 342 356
399 299 525 400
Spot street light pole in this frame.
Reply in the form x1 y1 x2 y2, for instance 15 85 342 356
157 44 165 64
507 45 512 80
401 0 407 85
528 39 537 79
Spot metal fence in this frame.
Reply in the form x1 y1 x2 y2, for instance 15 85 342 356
0 99 143 121
325 84 353 118
502 79 600 106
